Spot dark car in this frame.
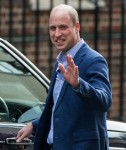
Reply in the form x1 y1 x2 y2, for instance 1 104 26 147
0 38 125 150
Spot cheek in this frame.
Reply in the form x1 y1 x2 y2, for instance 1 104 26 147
49 32 54 39
67 32 76 41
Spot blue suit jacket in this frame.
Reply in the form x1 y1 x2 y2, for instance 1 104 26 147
33 42 112 150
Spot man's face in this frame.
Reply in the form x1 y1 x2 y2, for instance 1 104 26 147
49 10 80 53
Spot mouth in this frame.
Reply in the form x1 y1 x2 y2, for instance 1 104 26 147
55 39 65 45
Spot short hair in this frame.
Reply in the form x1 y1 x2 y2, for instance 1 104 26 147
50 4 79 24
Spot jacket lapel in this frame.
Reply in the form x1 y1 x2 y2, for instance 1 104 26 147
73 42 88 66
46 62 58 104
54 81 68 112
54 43 88 113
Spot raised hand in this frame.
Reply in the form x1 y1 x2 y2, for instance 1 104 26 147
58 55 79 89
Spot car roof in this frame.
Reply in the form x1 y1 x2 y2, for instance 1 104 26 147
107 120 126 132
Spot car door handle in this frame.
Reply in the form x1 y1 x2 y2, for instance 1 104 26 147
6 137 33 145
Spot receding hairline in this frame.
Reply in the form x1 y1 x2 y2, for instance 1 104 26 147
50 4 79 24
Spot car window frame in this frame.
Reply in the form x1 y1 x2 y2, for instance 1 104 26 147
0 38 50 91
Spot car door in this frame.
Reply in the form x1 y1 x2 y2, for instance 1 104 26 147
109 130 126 150
0 38 50 149
107 120 126 150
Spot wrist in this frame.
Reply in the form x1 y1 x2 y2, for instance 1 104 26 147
72 78 80 89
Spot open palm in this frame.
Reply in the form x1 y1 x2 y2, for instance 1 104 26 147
58 55 79 89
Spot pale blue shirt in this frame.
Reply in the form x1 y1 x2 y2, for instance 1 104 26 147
47 39 84 144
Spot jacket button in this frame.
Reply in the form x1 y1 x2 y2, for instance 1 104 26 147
82 92 86 96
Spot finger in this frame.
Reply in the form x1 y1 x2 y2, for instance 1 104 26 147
16 133 25 143
58 63 65 74
67 65 78 78
74 66 79 78
18 145 24 150
66 55 75 68
16 136 23 143
16 131 22 139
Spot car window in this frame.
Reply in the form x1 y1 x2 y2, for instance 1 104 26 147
0 46 48 123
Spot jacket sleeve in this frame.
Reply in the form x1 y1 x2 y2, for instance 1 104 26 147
74 56 112 112
32 119 39 133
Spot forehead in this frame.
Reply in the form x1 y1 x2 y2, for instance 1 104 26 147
49 9 72 25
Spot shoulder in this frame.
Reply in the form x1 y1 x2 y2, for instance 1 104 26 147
80 43 105 61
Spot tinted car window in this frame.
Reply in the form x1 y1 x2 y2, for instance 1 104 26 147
0 47 47 123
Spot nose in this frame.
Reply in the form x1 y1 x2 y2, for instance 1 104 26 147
55 28 61 37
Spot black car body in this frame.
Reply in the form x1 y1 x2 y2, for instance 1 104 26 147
0 38 125 150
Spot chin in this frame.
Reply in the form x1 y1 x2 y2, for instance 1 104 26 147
55 45 67 52
56 47 65 51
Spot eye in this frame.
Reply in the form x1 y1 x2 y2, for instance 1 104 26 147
50 26 56 31
59 25 68 30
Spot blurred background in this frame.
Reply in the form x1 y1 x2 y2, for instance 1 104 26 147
0 0 126 122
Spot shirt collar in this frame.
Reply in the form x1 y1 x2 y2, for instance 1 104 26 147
57 39 84 69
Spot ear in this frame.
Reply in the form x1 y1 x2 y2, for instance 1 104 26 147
75 21 80 32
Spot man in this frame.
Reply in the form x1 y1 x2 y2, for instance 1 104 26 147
16 4 112 150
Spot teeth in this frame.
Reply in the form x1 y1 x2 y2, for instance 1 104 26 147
57 40 62 43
